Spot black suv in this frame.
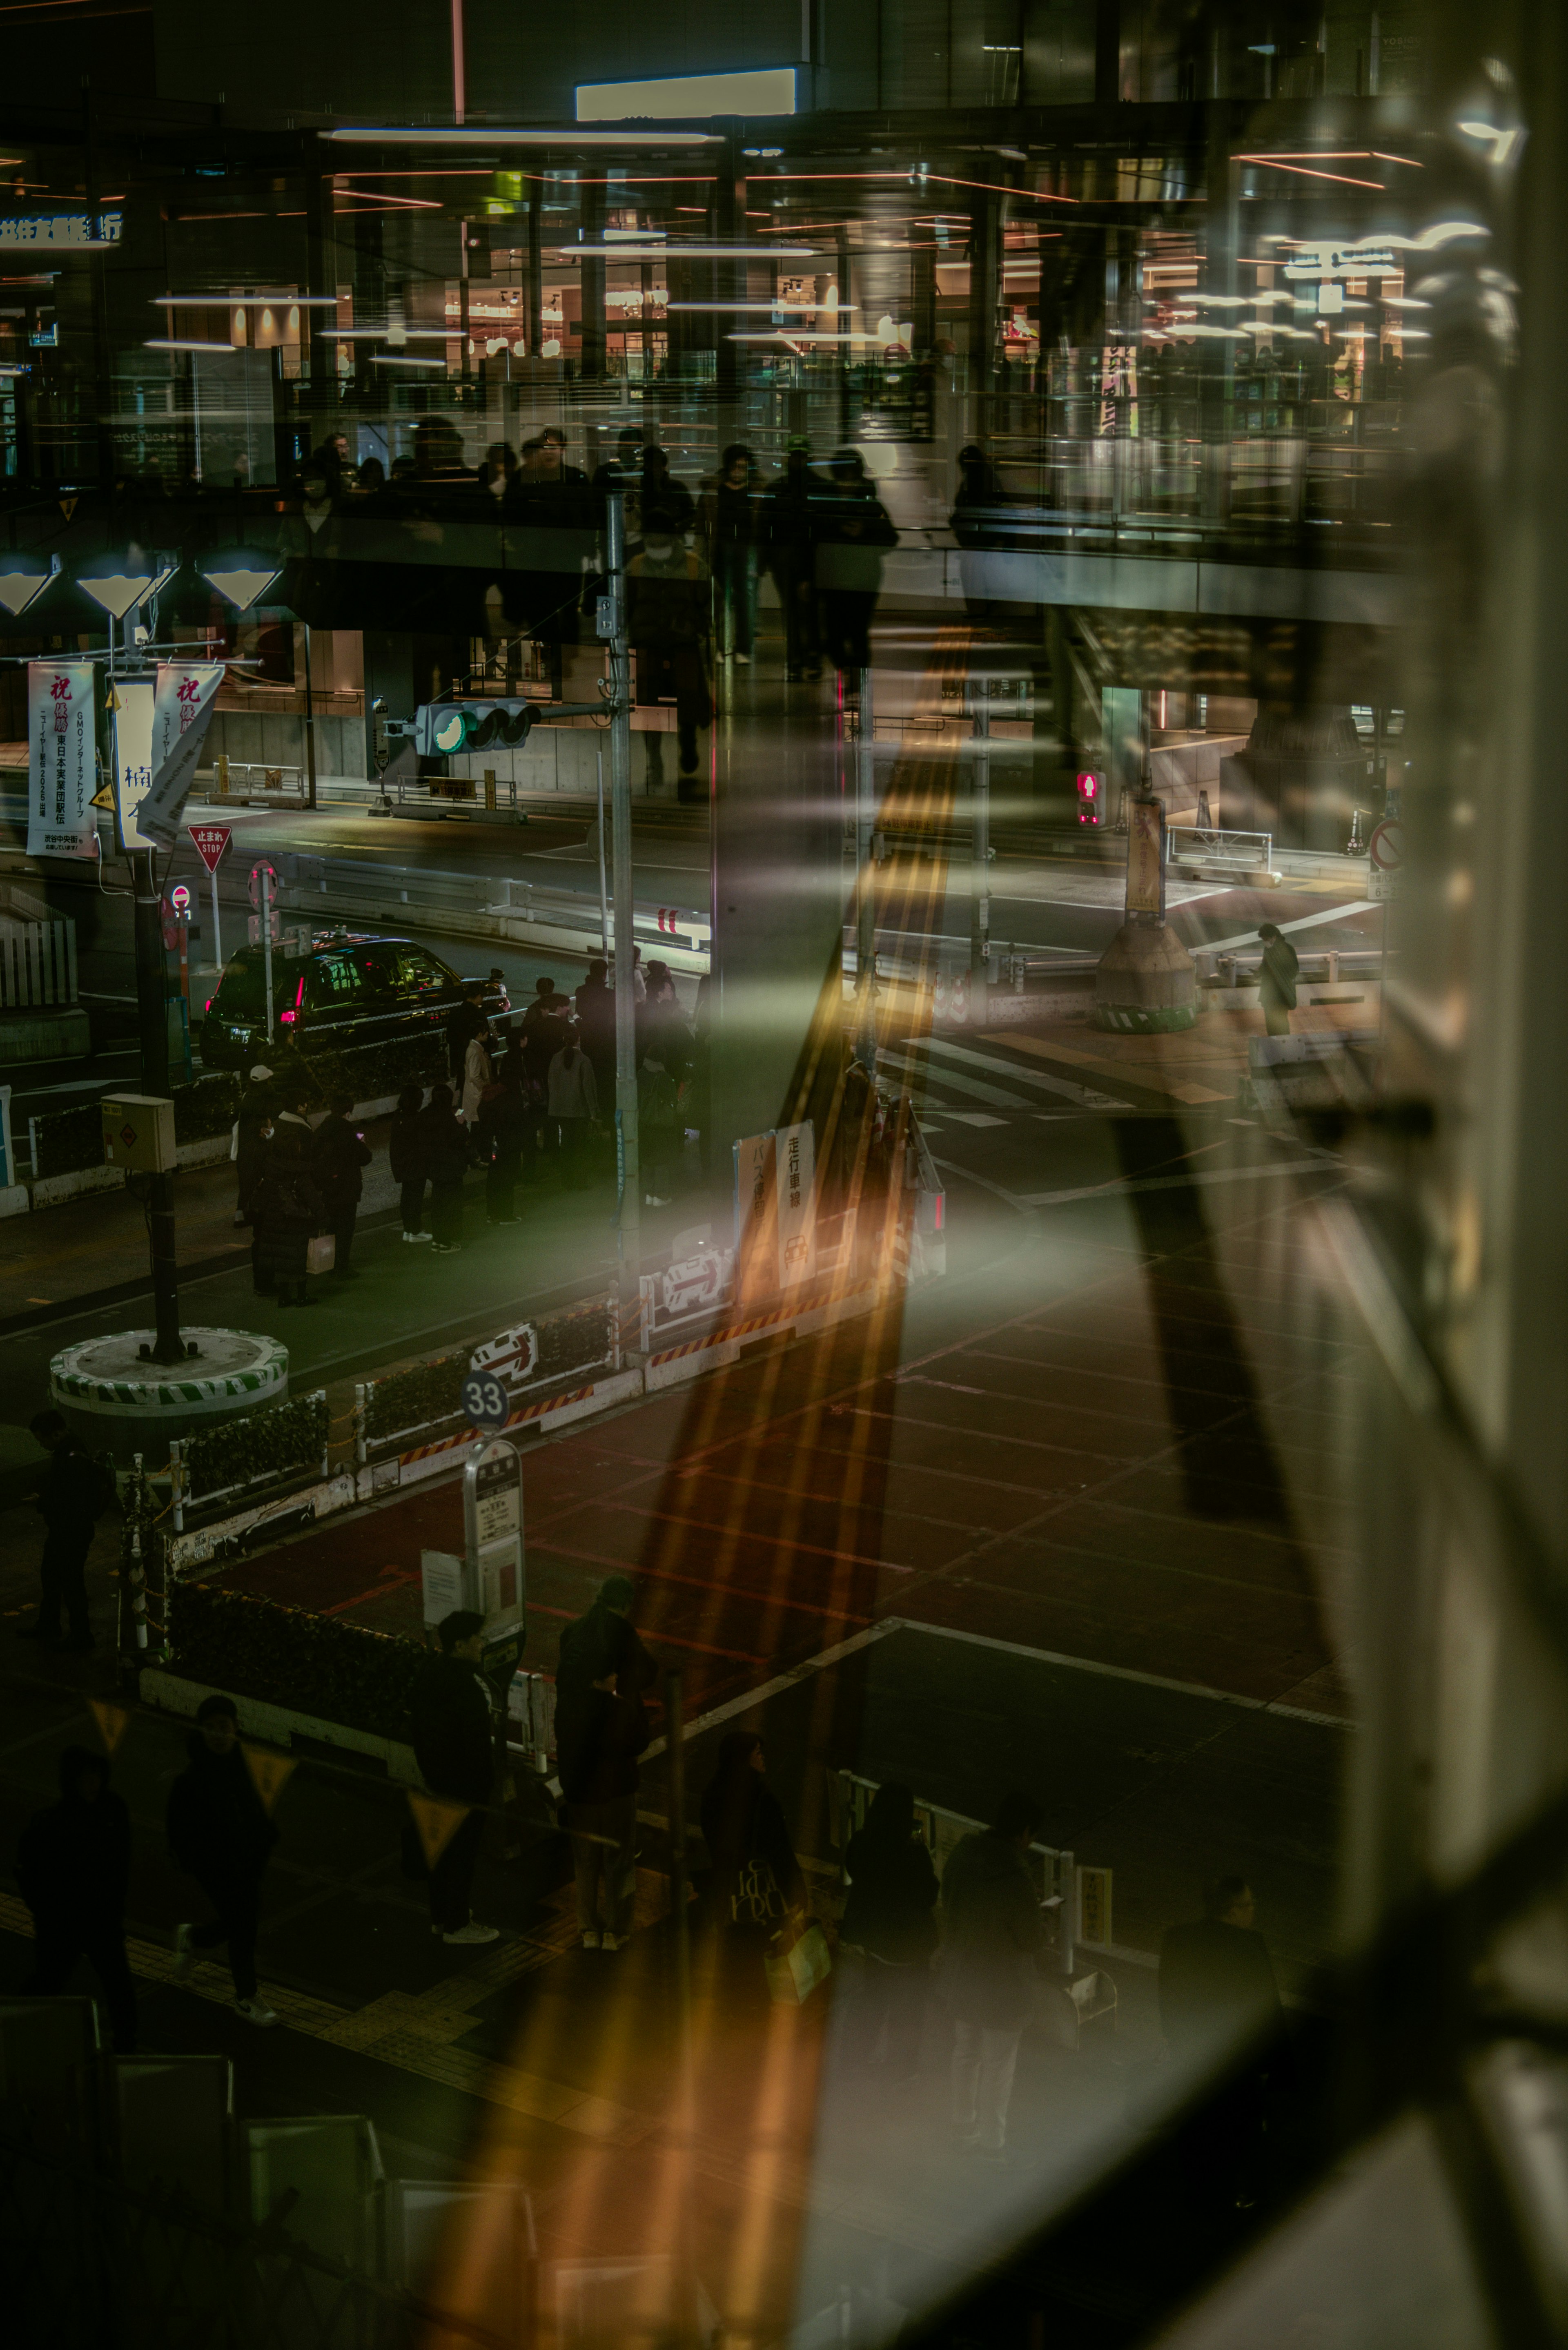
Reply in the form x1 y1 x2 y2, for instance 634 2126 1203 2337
199 932 510 1070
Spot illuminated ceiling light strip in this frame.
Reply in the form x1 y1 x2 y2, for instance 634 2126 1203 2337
1235 156 1387 190
726 330 875 342
318 328 453 339
666 300 854 312
144 339 239 352
154 293 340 307
322 126 723 147
370 353 448 366
560 243 816 259
576 65 799 119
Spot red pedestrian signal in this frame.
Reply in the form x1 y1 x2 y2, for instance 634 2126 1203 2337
1076 770 1105 827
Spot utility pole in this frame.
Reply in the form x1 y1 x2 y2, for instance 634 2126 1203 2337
129 843 184 1363
606 492 641 1335
302 622 318 811
969 678 991 1023
856 664 877 1065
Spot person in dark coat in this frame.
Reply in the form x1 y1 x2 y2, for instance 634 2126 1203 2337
310 1092 372 1278
249 1090 325 1308
445 983 488 1084
698 442 760 662
699 1732 805 1935
558 1621 648 1952
627 523 713 797
18 1745 137 2049
390 1083 430 1244
168 1694 281 2027
557 1574 659 1726
1257 923 1300 1039
574 959 617 1097
411 1610 498 1946
940 1791 1047 2158
758 438 830 680
1159 1876 1283 2059
415 1083 470 1253
1160 1876 1286 2211
232 1061 275 1231
521 975 572 1089
817 451 899 675
842 1781 939 2078
475 1065 527 1225
20 1409 109 1652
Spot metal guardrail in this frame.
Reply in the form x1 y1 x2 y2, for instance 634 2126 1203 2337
1167 824 1274 870
272 852 711 958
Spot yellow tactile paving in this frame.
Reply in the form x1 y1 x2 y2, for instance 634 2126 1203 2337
0 1888 651 2147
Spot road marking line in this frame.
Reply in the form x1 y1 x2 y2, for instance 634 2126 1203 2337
878 1046 1034 1111
889 1620 1353 1727
1192 900 1377 957
965 1159 1336 1210
920 1035 1125 1109
983 1032 1230 1107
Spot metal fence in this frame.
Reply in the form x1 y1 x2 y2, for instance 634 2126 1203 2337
0 915 78 1007
0 2135 519 2350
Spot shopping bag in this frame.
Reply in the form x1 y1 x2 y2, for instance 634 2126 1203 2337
307 1231 336 1275
731 1855 785 1929
766 1920 833 2006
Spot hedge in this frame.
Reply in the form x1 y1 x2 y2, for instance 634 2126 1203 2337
183 1391 329 1501
170 1581 426 1741
538 1295 614 1379
362 1298 612 1448
31 1102 100 1180
363 1349 468 1443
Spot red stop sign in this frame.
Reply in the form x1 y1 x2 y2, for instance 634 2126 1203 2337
188 823 232 874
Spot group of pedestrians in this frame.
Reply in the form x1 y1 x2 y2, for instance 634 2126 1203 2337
697 438 899 683
16 1693 281 2048
11 1553 1285 2184
233 1064 370 1302
227 954 701 1284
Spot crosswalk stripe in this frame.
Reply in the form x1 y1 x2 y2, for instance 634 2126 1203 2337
916 1035 1126 1109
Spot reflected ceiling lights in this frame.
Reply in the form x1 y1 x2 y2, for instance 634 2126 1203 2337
323 127 723 147
200 558 281 612
563 244 816 260
79 556 179 620
0 551 60 615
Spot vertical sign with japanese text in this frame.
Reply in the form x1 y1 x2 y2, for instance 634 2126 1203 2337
774 1119 817 1289
734 1128 778 1304
112 677 156 853
27 660 95 858
138 662 224 847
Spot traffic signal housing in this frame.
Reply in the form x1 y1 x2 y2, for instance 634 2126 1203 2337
1075 769 1105 827
412 701 539 758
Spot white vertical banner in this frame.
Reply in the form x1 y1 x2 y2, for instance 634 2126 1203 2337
26 660 96 858
774 1119 817 1289
734 1127 778 1304
111 676 156 853
138 661 225 847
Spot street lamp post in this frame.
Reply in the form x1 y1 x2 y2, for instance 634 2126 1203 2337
605 491 641 1338
81 557 187 1364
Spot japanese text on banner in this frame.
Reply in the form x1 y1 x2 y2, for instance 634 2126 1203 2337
138 662 225 847
27 661 96 859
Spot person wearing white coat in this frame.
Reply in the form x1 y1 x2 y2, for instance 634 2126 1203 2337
461 1030 493 1125
547 1032 599 1182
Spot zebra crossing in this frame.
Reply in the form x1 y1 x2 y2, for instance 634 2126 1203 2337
878 1032 1136 1134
